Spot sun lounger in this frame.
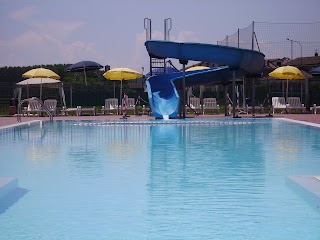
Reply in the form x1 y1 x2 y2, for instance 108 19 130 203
188 97 202 114
61 107 81 116
127 98 136 113
311 104 320 114
121 98 135 115
202 98 220 114
22 99 42 116
272 97 287 114
227 104 249 115
43 99 57 116
286 97 305 113
78 106 96 116
246 104 264 114
102 98 119 115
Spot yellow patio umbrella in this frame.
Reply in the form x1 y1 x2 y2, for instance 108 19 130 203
186 66 210 101
268 66 304 99
22 67 61 100
22 67 60 79
186 66 210 71
103 67 143 101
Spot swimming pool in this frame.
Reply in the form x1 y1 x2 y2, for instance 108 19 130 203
0 118 320 240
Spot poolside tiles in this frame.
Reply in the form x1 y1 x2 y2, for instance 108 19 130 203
0 177 18 199
288 176 320 208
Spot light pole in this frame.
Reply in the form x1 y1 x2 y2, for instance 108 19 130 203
286 38 302 65
286 38 305 106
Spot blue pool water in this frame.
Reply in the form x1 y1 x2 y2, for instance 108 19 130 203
0 118 320 240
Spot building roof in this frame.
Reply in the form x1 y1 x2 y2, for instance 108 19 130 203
287 56 320 67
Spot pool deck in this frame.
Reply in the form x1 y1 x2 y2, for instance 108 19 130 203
2 113 320 127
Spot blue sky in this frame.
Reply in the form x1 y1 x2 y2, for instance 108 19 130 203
0 0 319 73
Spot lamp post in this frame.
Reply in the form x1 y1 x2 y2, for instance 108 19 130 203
286 38 305 107
286 38 302 65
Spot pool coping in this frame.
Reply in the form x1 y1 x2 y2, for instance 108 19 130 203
0 177 18 199
0 120 42 131
278 117 320 128
287 176 320 208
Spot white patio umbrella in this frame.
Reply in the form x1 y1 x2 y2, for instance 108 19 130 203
16 78 66 108
22 68 60 100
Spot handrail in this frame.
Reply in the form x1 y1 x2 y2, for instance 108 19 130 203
17 97 53 122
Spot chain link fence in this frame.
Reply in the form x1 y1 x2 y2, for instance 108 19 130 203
0 81 148 116
218 21 320 59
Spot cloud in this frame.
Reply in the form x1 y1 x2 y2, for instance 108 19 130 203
0 27 104 66
131 30 201 72
130 31 150 72
1 6 99 66
10 6 37 23
33 21 85 39
173 31 200 42
3 5 201 69
10 5 84 37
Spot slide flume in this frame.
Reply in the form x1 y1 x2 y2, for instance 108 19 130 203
145 40 265 119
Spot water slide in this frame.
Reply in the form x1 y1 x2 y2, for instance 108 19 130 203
145 40 265 119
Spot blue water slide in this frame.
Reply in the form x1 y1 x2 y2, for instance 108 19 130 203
146 72 181 119
145 40 265 119
147 67 232 119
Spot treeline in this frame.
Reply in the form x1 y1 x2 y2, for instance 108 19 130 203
0 64 108 85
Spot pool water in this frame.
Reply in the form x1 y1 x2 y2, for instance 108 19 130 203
0 119 320 240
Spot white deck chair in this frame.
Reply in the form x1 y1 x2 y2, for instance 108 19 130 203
272 97 287 114
43 99 57 116
202 98 220 114
287 97 305 113
103 98 119 115
188 97 202 114
246 104 264 114
61 107 80 116
311 104 320 114
127 98 136 113
121 98 135 115
78 106 96 116
22 99 42 116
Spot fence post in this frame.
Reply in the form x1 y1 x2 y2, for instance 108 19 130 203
251 21 255 50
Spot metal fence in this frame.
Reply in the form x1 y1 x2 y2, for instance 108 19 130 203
0 81 149 116
217 21 320 59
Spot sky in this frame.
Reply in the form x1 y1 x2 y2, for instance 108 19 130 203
0 0 319 74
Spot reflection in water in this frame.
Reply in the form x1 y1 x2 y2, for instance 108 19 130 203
1 120 320 239
147 121 268 237
270 120 311 163
149 122 266 189
65 123 150 177
0 122 60 162
106 125 149 160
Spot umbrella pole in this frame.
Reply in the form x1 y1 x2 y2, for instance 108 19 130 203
114 82 115 98
119 80 123 115
40 78 43 100
84 68 87 86
286 79 289 101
